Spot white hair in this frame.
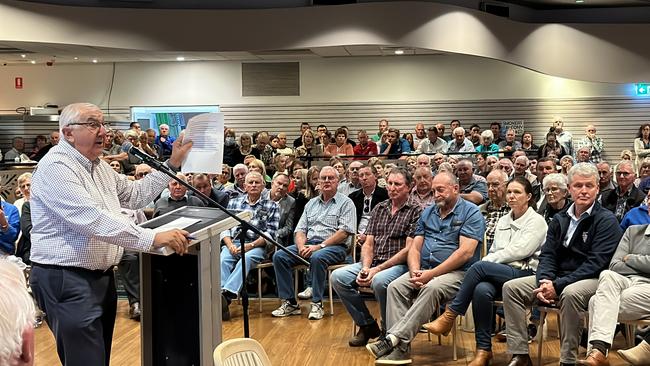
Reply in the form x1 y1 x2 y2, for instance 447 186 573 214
543 173 568 191
481 130 494 140
59 102 100 130
320 166 340 181
233 163 249 174
0 261 35 365
567 162 598 184
453 127 465 136
159 123 170 129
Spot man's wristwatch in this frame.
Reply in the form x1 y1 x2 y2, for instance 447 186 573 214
319 243 326 249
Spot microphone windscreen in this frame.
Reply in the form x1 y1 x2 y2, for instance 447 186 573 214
121 141 134 153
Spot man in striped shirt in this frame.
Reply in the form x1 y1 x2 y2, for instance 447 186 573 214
331 167 422 347
29 103 193 366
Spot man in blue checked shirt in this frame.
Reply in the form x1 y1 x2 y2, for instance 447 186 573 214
220 171 279 321
272 166 357 321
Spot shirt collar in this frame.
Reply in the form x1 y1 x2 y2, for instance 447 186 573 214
168 194 188 202
433 197 461 217
60 139 101 173
567 201 596 221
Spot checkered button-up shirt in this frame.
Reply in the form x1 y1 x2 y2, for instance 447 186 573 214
295 192 356 247
220 194 279 250
365 199 422 264
30 140 173 270
479 200 511 252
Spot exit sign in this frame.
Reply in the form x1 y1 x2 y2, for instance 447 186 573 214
637 83 650 96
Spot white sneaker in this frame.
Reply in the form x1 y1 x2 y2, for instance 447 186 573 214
308 302 324 320
271 300 301 317
297 287 313 300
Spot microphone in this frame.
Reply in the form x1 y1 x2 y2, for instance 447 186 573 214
121 142 166 171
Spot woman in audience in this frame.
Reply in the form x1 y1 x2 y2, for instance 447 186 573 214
447 156 458 171
239 133 253 156
424 176 547 366
537 131 567 160
486 155 498 172
29 135 49 160
560 155 575 175
247 159 272 187
635 158 650 188
295 129 323 158
291 168 308 199
634 124 650 172
537 173 571 223
520 131 539 159
12 172 31 216
214 165 233 191
402 133 415 151
273 154 290 175
406 156 417 173
368 157 387 188
138 131 158 158
319 131 333 159
330 157 347 180
326 127 354 158
475 153 491 178
223 129 244 166
475 130 499 157
109 160 123 174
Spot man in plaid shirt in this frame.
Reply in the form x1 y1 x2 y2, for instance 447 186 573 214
220 171 279 320
331 167 422 347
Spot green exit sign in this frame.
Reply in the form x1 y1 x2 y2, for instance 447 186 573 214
637 83 650 96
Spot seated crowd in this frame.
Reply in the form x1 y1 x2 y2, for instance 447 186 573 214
3 116 650 366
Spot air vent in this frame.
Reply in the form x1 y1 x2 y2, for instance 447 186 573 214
242 62 300 97
0 48 33 54
250 49 315 57
480 2 510 18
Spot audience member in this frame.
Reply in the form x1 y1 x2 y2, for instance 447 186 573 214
409 167 435 210
121 130 143 175
271 173 296 245
293 122 311 147
596 162 615 199
332 167 420 346
520 132 539 159
425 176 547 366
215 165 234 191
4 137 30 162
490 122 503 145
446 120 461 142
602 161 645 222
0 189 20 256
226 164 249 199
0 260 35 366
295 129 323 158
617 329 650 365
635 158 650 191
405 156 417 174
576 146 592 163
513 156 537 186
327 127 355 158
153 173 205 217
538 131 567 160
338 160 363 196
411 123 427 150
275 132 294 156
349 164 389 244
535 157 559 208
220 172 280 320
578 223 650 366
138 131 158 159
538 173 571 223
319 131 334 158
154 123 175 159
634 124 650 174
191 173 230 208
272 166 356 320
553 116 574 157
415 126 447 154
29 134 49 161
502 163 621 366
475 130 499 157
353 129 378 158
366 171 485 364
12 173 31 216
252 132 275 170
223 128 244 166
416 154 431 170
145 128 162 159
380 128 411 157
372 119 389 142
580 125 604 164
435 123 447 142
109 160 123 174
560 155 575 175
457 159 488 205
448 127 475 159
619 190 650 231
368 157 387 188
498 128 522 158
479 169 511 251
469 124 482 148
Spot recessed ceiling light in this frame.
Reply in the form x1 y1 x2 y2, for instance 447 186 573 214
73 57 79 60
92 59 98 63
575 0 584 3
176 56 185 61
30 60 36 64
394 50 404 55
20 54 26 58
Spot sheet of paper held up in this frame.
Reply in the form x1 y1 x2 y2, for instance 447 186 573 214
151 217 201 255
182 112 224 174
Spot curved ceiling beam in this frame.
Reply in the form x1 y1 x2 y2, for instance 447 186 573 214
1 0 649 83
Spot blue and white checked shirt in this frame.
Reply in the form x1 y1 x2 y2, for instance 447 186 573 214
295 192 357 247
30 140 174 270
220 194 280 250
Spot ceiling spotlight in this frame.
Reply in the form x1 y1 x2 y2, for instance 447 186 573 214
20 54 26 58
176 56 185 61
394 49 404 55
92 59 98 63
575 0 584 3
73 57 79 60
30 60 36 64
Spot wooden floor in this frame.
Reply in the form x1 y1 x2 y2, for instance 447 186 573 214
35 299 635 366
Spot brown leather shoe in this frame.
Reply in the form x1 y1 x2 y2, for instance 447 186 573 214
469 350 493 366
348 321 381 347
422 308 457 336
506 354 533 366
577 350 609 366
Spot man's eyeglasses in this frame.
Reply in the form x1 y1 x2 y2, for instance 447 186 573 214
363 197 371 214
69 119 108 131
544 187 561 194
616 172 632 177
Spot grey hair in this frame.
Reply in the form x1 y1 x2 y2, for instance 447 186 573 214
233 163 249 174
515 155 529 166
159 123 169 129
487 168 508 183
567 162 599 184
481 130 494 140
245 171 264 182
453 127 465 136
417 154 431 163
543 173 568 191
0 262 35 365
320 166 340 181
616 160 635 173
434 170 459 185
59 102 100 130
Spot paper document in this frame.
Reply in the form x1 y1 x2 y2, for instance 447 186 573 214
151 217 201 255
182 112 224 174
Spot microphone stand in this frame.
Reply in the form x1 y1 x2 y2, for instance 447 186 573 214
133 147 308 338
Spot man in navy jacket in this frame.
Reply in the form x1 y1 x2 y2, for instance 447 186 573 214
502 163 622 366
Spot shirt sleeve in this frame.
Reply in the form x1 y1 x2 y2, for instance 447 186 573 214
0 203 20 254
338 198 357 234
459 205 485 243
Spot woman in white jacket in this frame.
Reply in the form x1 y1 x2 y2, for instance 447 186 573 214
424 176 547 366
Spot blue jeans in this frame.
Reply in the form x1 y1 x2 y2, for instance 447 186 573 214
448 261 532 351
273 244 346 303
220 245 266 295
331 262 407 330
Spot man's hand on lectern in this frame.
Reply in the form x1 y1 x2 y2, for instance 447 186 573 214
153 229 190 255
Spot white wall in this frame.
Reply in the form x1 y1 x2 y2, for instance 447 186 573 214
0 54 633 113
